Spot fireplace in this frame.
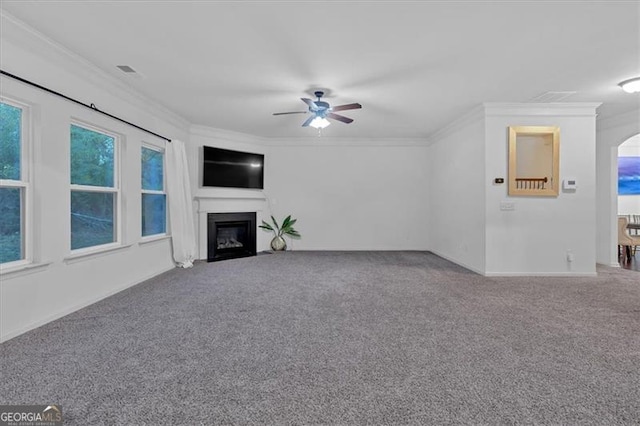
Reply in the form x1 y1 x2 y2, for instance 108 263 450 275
207 212 256 262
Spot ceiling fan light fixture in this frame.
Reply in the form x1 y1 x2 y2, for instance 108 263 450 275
618 77 640 93
273 90 360 129
309 116 331 129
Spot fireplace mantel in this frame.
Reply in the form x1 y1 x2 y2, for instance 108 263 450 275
194 188 266 201
195 190 268 259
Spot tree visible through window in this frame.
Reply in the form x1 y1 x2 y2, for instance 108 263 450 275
141 146 166 236
0 102 25 264
70 124 117 250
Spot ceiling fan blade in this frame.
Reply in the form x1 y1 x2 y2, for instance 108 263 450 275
327 113 354 124
301 115 315 127
331 103 362 112
273 111 308 115
301 98 318 111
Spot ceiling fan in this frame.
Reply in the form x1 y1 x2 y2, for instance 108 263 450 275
273 91 362 129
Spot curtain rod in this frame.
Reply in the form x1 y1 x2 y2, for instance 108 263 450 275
1 69 172 143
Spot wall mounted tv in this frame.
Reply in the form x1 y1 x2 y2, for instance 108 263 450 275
203 146 264 189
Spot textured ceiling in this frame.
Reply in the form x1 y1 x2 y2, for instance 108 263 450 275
1 1 639 139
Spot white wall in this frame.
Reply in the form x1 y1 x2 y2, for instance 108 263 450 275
266 139 429 250
187 128 431 254
0 11 620 343
427 110 486 273
596 110 640 266
484 103 599 276
617 135 640 215
427 103 600 276
188 126 271 257
0 15 189 341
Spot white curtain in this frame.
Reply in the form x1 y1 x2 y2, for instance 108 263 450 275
166 139 197 268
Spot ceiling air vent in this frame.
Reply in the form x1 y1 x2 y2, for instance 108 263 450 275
116 65 145 79
116 65 137 73
528 91 577 102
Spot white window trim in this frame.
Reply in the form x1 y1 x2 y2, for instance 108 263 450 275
64 243 133 264
0 180 31 269
70 184 119 193
142 189 165 195
0 261 52 279
69 121 121 254
139 234 171 245
0 97 32 267
141 144 168 239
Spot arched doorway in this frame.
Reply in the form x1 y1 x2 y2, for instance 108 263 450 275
616 134 640 269
596 112 640 269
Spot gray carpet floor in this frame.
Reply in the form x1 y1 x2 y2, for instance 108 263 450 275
1 251 639 425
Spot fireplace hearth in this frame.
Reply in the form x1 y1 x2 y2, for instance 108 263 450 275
207 212 256 262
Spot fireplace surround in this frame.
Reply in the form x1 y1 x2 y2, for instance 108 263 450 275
207 212 256 262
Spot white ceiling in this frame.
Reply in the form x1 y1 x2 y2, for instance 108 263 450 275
1 1 639 139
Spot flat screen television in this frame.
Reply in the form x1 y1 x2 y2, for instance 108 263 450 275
203 146 264 189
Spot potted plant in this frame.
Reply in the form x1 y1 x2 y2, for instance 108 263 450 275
259 215 300 251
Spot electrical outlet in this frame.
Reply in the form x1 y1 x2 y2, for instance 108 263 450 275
500 201 515 211
566 250 574 262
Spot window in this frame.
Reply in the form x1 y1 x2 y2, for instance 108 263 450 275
141 146 166 237
0 100 29 265
70 124 118 251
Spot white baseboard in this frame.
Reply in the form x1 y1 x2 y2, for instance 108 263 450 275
427 249 485 275
0 264 175 343
597 262 621 268
484 271 598 277
429 250 599 277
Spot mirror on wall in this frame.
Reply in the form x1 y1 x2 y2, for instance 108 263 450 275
508 126 560 196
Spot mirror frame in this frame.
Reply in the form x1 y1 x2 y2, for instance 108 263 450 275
508 126 560 197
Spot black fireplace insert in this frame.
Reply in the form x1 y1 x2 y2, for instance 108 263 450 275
207 212 256 262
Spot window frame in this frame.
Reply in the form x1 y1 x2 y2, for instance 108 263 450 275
0 97 32 269
69 120 121 254
140 143 167 240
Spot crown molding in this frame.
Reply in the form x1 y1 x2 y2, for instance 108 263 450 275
596 108 640 132
4 9 617 146
190 124 268 145
0 10 190 133
483 102 602 117
425 105 485 146
425 102 605 146
190 124 427 147
264 137 428 147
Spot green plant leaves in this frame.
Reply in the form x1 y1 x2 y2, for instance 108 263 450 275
259 215 301 239
259 220 275 234
285 229 301 238
270 215 280 233
280 215 300 238
281 215 292 229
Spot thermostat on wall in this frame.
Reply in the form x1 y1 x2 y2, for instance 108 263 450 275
563 178 577 190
